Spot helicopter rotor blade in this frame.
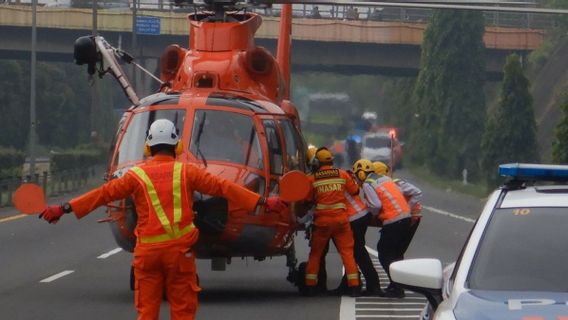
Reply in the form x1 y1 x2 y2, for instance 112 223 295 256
256 0 568 14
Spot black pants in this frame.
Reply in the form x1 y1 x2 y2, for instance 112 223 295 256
377 217 412 282
402 218 420 253
337 213 380 290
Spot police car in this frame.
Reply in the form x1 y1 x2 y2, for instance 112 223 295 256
390 163 568 320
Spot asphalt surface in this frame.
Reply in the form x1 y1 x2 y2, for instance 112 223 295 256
0 170 485 319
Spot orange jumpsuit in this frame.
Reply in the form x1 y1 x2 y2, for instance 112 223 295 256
304 165 360 288
69 155 260 320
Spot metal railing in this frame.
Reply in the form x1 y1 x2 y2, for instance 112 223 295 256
0 1 555 29
0 165 104 207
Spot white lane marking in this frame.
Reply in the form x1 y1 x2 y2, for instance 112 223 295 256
357 308 425 311
356 315 420 318
97 247 123 259
0 214 27 223
339 296 356 320
40 270 74 283
357 302 426 305
423 205 475 223
366 246 378 257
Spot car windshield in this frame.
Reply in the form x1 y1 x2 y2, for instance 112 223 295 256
365 136 391 148
468 207 568 292
116 109 186 165
189 110 263 168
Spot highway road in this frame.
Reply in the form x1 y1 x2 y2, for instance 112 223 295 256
0 170 484 320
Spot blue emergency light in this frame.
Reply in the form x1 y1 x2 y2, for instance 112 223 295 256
499 163 568 181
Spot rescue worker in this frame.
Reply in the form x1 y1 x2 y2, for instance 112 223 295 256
38 119 283 320
332 169 383 296
303 147 361 297
373 161 423 253
353 159 411 298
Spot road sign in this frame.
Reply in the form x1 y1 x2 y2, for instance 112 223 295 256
136 16 160 35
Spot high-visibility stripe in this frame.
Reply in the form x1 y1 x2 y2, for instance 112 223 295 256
172 162 182 225
305 274 318 280
131 166 174 238
131 163 189 244
140 223 195 244
312 178 346 188
347 273 359 280
316 203 346 210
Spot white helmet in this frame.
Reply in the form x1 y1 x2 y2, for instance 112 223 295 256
146 119 179 147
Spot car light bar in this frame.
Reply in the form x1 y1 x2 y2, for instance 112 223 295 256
499 163 568 181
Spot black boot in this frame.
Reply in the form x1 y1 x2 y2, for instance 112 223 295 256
348 286 362 297
363 286 385 297
384 285 405 298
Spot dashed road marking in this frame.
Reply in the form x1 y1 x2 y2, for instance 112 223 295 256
0 214 27 223
40 270 75 283
97 247 123 259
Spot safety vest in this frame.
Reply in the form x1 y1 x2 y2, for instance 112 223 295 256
312 167 347 213
365 174 410 225
130 162 196 244
344 192 368 222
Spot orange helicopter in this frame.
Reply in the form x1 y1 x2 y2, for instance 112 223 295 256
72 0 307 286
67 0 568 290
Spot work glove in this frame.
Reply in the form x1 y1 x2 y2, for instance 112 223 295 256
39 205 65 224
265 196 288 212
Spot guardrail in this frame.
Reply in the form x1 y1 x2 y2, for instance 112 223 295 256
0 165 104 207
0 1 554 30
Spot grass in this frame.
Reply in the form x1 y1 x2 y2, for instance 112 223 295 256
407 164 491 199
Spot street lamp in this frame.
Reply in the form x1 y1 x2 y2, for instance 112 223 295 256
29 0 38 181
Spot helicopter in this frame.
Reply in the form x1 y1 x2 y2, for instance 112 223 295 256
70 0 568 291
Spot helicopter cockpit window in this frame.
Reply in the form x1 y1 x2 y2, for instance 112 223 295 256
190 110 263 168
262 120 284 176
116 109 186 165
279 120 305 171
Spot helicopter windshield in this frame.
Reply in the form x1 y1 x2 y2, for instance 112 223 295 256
115 109 186 165
190 110 263 169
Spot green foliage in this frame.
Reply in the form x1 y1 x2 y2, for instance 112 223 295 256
50 146 107 172
410 9 486 180
0 147 24 179
552 96 568 164
0 60 121 152
481 54 539 186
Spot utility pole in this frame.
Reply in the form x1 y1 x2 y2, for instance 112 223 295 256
91 0 99 145
29 0 37 181
132 0 138 93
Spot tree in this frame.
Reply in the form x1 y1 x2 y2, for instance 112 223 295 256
0 61 27 149
481 54 539 185
552 97 568 164
410 9 486 179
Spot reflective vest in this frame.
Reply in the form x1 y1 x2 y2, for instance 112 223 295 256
366 175 410 225
130 162 196 244
344 192 368 222
312 168 347 213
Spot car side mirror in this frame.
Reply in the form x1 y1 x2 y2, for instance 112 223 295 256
391 259 443 309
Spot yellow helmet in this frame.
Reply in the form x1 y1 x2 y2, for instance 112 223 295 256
315 147 334 164
352 159 374 181
306 145 317 164
373 161 389 176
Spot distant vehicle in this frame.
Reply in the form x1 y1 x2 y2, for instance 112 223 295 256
360 130 402 169
391 163 568 320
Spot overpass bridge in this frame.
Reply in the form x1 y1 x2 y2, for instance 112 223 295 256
0 5 546 78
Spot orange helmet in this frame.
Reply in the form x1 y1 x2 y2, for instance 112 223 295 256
352 159 373 181
373 161 389 176
315 147 334 164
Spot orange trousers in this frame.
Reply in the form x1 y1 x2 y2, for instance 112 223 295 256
133 244 201 320
305 221 360 287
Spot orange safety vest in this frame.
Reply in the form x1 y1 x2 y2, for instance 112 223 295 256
344 192 368 222
366 175 410 225
309 166 357 225
130 162 196 244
